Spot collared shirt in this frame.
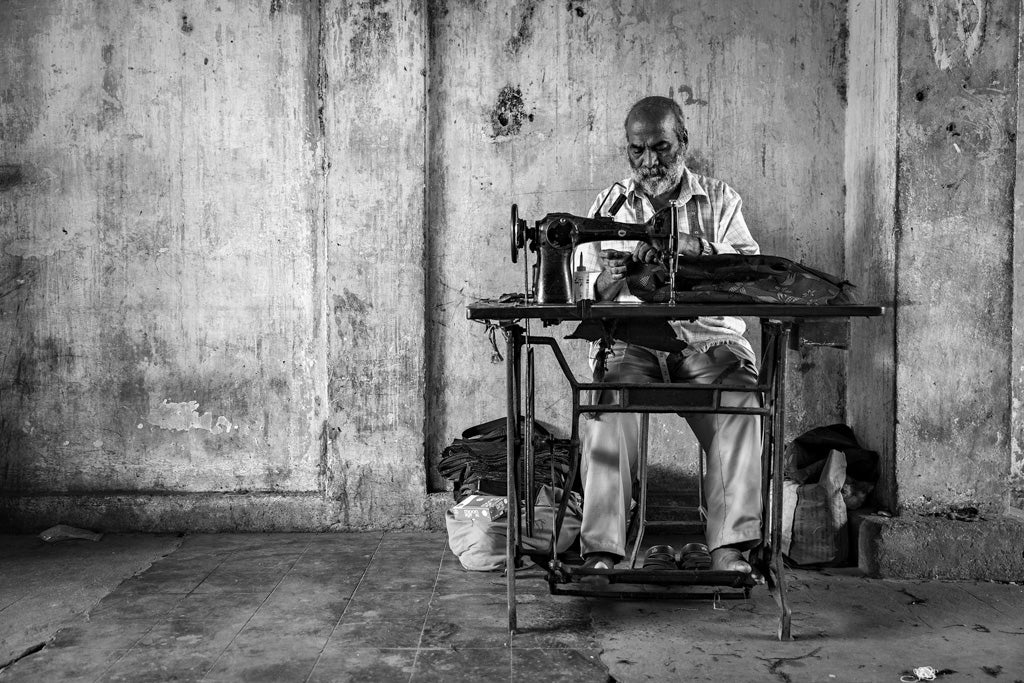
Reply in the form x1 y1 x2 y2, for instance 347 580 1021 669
576 167 760 349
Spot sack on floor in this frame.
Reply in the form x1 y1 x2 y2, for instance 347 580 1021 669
445 485 582 571
781 449 848 566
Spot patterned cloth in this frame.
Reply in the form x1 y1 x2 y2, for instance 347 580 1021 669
624 254 857 305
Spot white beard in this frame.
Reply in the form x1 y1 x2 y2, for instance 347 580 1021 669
632 153 685 198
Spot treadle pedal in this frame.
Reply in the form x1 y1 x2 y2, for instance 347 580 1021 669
557 565 757 589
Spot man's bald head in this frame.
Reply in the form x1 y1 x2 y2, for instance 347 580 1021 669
625 96 688 147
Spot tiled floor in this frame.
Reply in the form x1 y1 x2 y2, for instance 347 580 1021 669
3 532 1024 682
0 533 607 682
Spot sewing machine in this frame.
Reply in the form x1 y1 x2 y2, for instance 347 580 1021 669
509 198 680 304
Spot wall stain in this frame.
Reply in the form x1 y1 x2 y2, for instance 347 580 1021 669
98 44 122 130
676 85 708 107
0 416 28 493
269 0 283 17
0 165 22 191
684 148 713 177
180 14 194 34
8 336 75 397
348 1 394 84
332 290 372 342
506 0 539 54
830 4 848 104
490 85 527 138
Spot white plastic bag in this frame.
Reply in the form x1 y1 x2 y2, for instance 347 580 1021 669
781 449 848 565
445 485 582 571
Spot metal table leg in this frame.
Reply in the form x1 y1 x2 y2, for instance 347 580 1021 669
505 326 522 640
765 321 793 641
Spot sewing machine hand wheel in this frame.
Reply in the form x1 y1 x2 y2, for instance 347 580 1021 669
510 204 528 263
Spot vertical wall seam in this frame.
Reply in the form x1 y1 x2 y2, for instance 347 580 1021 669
891 0 903 513
316 0 332 499
421 1 435 493
1009 0 1023 511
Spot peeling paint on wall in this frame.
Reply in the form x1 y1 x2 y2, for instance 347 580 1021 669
147 399 234 434
927 0 986 70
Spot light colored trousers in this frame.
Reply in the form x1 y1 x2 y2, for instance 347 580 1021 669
580 340 763 557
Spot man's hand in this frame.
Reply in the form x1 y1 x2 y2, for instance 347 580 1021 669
634 235 704 263
632 241 664 265
598 249 634 282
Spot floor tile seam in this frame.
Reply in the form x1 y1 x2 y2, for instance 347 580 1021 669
303 531 387 683
177 542 249 601
408 538 454 683
957 584 1013 617
0 595 29 614
198 537 316 682
88 591 194 683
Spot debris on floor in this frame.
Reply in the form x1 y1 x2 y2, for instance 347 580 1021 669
39 524 103 543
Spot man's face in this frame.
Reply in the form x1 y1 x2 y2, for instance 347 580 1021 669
626 111 686 198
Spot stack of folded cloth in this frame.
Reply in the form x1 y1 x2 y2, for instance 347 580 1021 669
438 435 572 499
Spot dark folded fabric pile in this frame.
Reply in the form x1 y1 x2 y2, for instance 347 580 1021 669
438 419 572 500
626 254 857 305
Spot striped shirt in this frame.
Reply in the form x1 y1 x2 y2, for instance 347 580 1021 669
576 167 760 350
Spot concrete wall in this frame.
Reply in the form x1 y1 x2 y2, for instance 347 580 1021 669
0 2 327 518
0 0 852 530
4 0 1020 532
0 0 431 530
425 0 851 489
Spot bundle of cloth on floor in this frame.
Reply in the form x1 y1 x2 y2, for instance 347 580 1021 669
437 418 573 500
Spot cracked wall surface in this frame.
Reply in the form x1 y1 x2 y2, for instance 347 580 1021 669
2 0 1022 531
0 1 325 500
425 0 851 489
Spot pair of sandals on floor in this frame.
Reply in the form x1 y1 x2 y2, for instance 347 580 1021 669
583 544 752 573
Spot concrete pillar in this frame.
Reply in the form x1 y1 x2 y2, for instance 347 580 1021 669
323 0 428 527
850 0 1019 516
896 0 1018 515
1013 1 1024 513
846 0 900 511
849 0 1024 577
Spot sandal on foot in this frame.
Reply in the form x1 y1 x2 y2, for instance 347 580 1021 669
642 544 677 570
676 542 712 570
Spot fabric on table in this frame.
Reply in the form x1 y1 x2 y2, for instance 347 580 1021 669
624 254 857 305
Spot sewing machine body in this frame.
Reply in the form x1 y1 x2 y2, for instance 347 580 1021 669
509 204 676 304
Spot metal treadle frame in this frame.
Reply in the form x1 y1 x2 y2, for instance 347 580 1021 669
467 301 883 644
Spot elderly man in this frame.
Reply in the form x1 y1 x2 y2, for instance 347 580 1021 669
576 95 761 574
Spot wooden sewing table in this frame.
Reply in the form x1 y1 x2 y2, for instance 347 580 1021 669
466 300 883 641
